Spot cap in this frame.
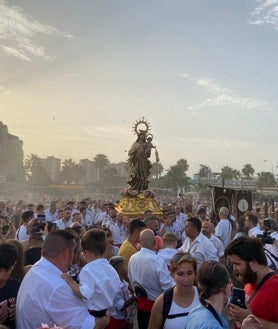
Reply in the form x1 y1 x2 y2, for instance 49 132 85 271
109 256 125 268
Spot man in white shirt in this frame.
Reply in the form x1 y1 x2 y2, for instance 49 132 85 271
15 210 34 241
202 220 225 263
178 217 218 267
128 229 174 329
54 206 72 229
45 202 59 223
174 205 187 230
260 218 278 271
157 232 178 265
102 206 117 228
245 214 263 237
109 212 128 247
94 204 109 227
215 207 232 248
16 230 109 329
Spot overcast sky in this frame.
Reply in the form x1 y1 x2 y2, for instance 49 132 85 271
1 0 277 177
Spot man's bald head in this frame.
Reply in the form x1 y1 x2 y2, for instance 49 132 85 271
140 229 155 249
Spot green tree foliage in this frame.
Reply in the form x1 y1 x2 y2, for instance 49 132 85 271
101 166 126 187
164 159 189 194
198 164 212 178
150 162 164 180
256 171 276 189
58 159 84 184
242 164 255 179
220 165 241 180
93 153 110 181
24 154 51 186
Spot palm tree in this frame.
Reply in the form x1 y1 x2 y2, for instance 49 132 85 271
93 154 110 181
60 159 84 184
242 164 255 179
151 162 164 180
198 164 212 178
256 172 276 189
24 154 50 185
166 159 189 195
220 166 240 180
24 154 42 181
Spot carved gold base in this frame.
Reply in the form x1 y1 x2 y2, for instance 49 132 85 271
115 194 162 218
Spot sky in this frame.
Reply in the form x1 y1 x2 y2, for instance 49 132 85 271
1 0 278 177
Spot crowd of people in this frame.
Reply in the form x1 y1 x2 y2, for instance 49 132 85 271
0 196 277 329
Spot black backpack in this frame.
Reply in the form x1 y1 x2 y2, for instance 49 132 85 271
161 287 189 329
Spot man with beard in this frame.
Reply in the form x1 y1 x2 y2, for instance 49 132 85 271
225 236 278 329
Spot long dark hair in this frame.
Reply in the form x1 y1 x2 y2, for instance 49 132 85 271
197 260 230 305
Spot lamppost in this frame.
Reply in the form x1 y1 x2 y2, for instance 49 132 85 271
264 159 274 176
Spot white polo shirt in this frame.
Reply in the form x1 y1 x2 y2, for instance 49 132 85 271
178 233 218 267
16 258 95 329
128 247 174 301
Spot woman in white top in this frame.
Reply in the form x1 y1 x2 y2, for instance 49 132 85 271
148 252 200 329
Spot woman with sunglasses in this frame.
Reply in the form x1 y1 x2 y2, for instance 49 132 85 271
186 260 231 329
148 252 200 329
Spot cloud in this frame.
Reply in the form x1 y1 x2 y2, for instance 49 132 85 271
0 45 31 61
0 0 73 61
64 73 77 78
249 0 278 30
179 73 271 114
80 125 130 139
0 85 11 95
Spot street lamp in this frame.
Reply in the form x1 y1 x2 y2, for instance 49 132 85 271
264 160 274 176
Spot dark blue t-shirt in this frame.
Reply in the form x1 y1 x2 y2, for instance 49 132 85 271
0 278 20 329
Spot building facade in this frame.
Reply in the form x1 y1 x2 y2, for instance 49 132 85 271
0 122 25 182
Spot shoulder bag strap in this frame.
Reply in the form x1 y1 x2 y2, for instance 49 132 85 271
206 303 223 328
248 272 276 304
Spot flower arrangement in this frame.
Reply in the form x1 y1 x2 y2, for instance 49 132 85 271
120 188 155 198
120 188 139 197
143 189 155 198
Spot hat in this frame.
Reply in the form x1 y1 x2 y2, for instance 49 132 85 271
109 256 125 268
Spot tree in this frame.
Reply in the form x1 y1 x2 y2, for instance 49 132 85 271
100 166 126 188
198 164 212 179
242 164 255 179
150 162 164 180
93 154 110 181
220 166 240 180
165 159 189 195
58 159 84 184
256 172 276 189
24 154 50 186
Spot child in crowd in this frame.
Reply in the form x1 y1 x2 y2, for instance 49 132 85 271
107 256 137 329
61 228 121 317
157 232 178 266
